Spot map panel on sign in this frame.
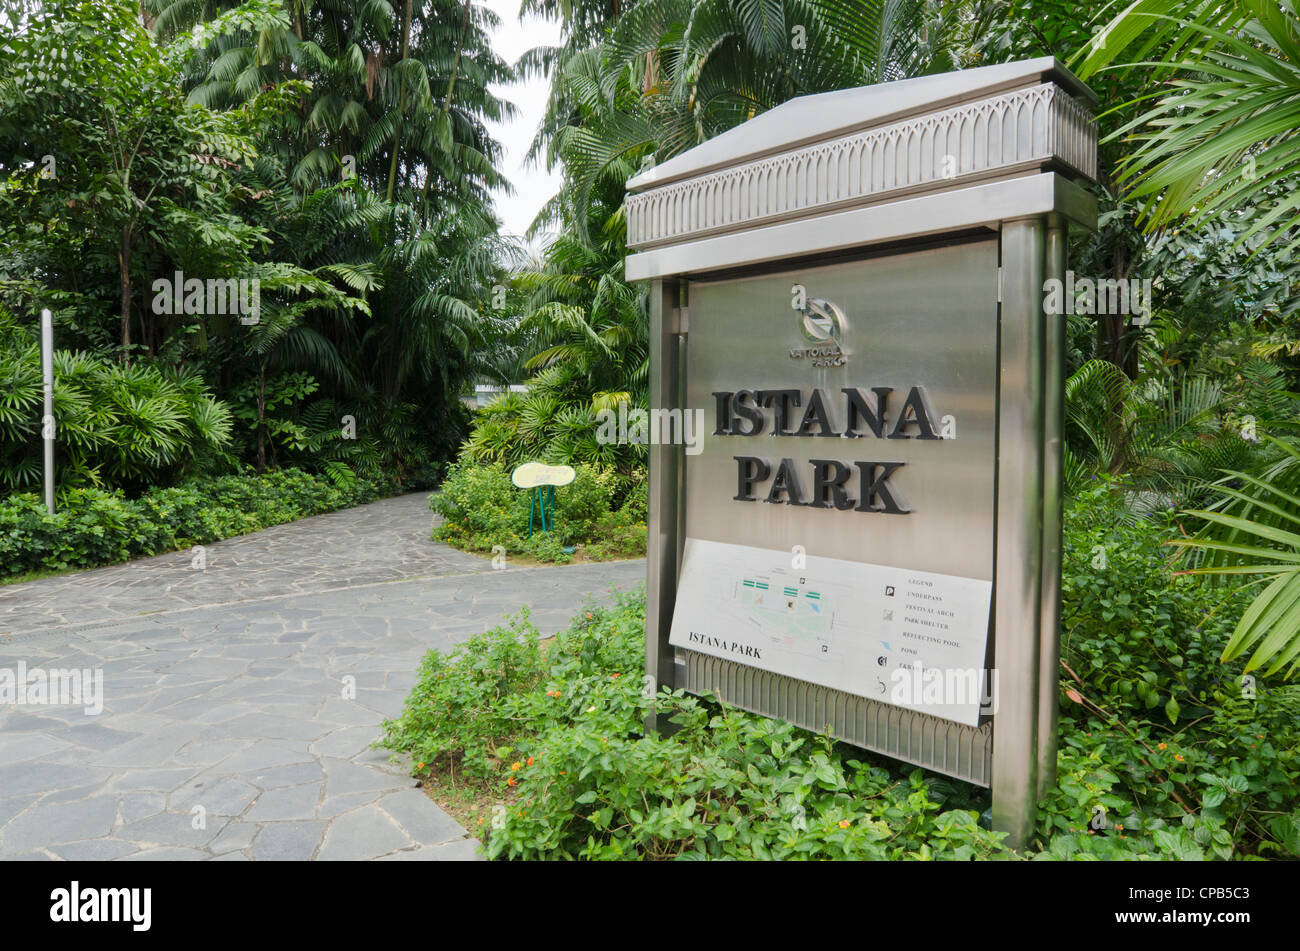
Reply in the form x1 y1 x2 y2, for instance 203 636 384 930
669 538 994 725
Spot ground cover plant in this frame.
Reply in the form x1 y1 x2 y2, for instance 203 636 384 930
382 482 1300 860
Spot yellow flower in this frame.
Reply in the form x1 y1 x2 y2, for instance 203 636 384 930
838 819 850 829
510 761 522 771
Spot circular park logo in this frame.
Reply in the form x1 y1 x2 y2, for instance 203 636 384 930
789 285 848 367
799 296 848 346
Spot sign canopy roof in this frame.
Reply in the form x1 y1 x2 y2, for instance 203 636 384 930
626 56 1095 193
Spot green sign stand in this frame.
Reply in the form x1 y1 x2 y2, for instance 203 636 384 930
527 485 556 538
512 462 577 545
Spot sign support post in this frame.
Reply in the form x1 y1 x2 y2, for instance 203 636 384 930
1038 217 1069 798
645 279 686 732
990 218 1047 846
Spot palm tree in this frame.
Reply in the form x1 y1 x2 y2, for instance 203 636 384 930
529 0 980 225
1077 1 1300 679
1076 0 1300 279
1063 358 1251 505
1172 436 1300 678
141 0 518 479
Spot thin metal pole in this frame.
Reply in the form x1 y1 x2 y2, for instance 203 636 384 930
41 308 54 514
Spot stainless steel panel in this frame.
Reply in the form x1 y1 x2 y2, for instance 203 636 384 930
628 56 1096 193
680 648 993 785
682 241 999 581
627 83 1096 250
645 280 684 730
659 239 1001 786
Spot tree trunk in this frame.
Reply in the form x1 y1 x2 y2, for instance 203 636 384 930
1095 241 1139 379
118 226 132 360
386 0 415 203
442 0 473 110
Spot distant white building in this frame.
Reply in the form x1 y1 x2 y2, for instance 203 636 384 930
462 383 528 410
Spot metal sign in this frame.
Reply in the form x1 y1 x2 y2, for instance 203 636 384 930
626 57 1098 848
669 245 999 726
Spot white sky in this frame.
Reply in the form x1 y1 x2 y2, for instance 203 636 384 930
482 0 564 254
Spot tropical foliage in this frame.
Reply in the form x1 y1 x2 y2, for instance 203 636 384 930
0 466 398 578
380 486 1300 859
0 0 514 495
4 0 1300 858
1066 0 1300 682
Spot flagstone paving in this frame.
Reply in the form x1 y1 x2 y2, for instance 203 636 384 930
0 492 645 861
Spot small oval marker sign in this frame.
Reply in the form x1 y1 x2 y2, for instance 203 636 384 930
510 462 576 488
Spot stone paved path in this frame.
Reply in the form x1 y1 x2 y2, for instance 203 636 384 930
0 493 645 861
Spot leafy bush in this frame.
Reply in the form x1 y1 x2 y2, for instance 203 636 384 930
384 480 1300 860
1060 478 1236 721
1036 687 1300 860
430 460 645 563
0 487 172 571
381 587 1011 860
0 467 398 578
1036 477 1300 859
378 610 547 781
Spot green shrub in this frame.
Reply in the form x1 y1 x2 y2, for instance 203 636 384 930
381 587 1011 860
430 461 529 550
1035 686 1300 860
0 487 171 571
383 479 1300 860
379 609 547 780
141 485 256 545
430 460 645 562
1060 478 1236 723
1034 477 1300 859
0 467 398 578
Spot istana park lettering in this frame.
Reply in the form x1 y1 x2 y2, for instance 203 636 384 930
711 386 946 513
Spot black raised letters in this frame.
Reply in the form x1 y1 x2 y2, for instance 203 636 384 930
854 461 910 513
731 390 765 436
734 455 770 501
764 458 808 506
809 459 855 510
887 386 940 440
757 389 803 436
843 386 892 438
